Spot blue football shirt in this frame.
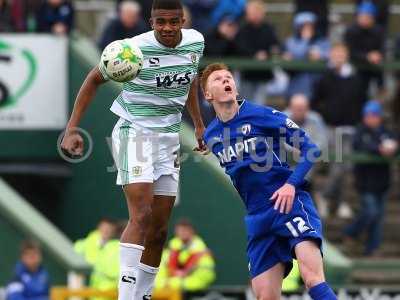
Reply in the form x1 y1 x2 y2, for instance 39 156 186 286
204 100 321 213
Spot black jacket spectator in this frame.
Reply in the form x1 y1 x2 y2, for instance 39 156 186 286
312 68 366 126
98 18 147 51
236 22 279 81
99 1 148 51
295 0 329 36
235 0 280 82
355 0 389 32
345 24 384 65
353 124 394 193
204 18 238 57
36 0 74 34
345 2 385 90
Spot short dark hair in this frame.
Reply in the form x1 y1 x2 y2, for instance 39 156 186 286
152 0 183 10
175 218 194 229
20 239 41 255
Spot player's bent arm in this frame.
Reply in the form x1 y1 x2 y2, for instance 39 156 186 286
186 77 204 129
186 77 206 150
66 66 107 131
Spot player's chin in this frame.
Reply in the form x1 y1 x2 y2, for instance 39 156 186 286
160 35 178 46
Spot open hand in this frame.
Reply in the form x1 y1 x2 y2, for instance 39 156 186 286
367 51 383 65
270 183 296 214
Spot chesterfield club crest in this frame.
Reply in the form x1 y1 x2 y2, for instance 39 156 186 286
241 124 251 135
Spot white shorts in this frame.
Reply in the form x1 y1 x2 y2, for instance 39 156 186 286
111 118 180 196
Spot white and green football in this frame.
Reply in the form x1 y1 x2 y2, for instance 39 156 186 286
100 39 143 82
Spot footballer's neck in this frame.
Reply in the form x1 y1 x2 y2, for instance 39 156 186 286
214 99 239 123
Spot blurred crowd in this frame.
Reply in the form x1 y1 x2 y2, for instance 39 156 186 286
1 0 399 257
0 0 74 35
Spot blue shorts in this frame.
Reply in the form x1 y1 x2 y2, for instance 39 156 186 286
244 190 323 278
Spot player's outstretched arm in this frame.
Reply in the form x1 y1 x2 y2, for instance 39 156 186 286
186 77 207 152
61 66 107 156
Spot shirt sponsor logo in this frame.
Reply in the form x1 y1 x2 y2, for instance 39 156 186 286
149 57 160 67
156 71 192 89
217 137 258 164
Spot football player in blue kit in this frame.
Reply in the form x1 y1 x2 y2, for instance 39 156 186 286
200 63 337 300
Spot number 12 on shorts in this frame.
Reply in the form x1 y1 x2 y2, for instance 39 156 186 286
285 217 310 237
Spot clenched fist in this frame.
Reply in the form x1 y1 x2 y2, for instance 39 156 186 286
61 130 84 157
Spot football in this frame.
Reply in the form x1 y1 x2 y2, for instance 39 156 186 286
100 39 143 82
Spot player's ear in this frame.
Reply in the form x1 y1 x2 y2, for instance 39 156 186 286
149 18 154 29
204 89 213 102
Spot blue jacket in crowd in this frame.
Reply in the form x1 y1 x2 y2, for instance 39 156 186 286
5 263 49 300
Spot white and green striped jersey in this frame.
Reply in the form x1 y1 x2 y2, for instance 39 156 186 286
102 29 204 133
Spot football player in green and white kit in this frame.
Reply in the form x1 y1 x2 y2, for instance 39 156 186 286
61 1 205 299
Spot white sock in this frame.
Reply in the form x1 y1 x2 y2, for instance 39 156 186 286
134 263 159 300
118 243 144 300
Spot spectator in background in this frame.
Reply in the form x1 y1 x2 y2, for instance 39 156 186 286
312 43 367 218
5 240 49 300
98 1 147 51
355 0 389 33
284 12 330 99
345 1 385 95
285 94 328 155
155 219 215 292
204 17 239 57
74 218 118 265
36 0 74 35
184 0 245 34
343 101 398 256
282 260 301 293
312 44 366 127
20 0 42 32
0 0 16 32
236 0 280 105
183 0 218 34
117 0 152 23
89 222 122 300
209 0 246 31
74 218 120 300
295 0 329 37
